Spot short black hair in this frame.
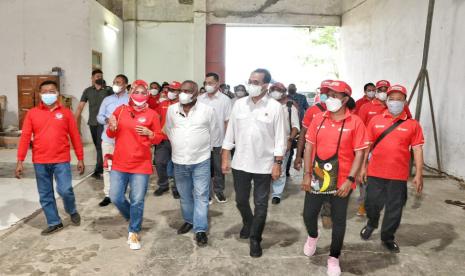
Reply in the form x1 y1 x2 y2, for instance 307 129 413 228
162 82 169 88
346 96 356 110
150 82 161 89
115 74 128 84
253 68 272 84
39 80 58 90
220 83 227 89
364 82 375 91
92 69 103 76
206 72 220 82
234 84 246 91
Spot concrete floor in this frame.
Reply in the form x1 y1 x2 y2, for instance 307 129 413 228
0 165 465 275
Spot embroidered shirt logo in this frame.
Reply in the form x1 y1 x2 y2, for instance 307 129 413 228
55 113 63 120
138 117 147 123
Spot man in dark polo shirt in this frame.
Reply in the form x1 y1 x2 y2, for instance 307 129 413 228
75 69 113 179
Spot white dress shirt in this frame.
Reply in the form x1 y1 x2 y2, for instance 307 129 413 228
281 102 300 137
198 91 232 147
222 95 287 174
165 101 220 165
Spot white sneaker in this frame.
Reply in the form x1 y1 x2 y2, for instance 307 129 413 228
128 232 141 250
327 256 341 276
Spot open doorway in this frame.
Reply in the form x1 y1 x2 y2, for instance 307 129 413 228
225 26 340 104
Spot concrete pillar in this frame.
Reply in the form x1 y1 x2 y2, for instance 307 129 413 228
193 0 207 85
206 24 226 83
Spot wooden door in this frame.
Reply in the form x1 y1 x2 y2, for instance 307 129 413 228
17 75 60 129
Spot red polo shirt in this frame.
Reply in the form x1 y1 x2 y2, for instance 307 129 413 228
147 94 161 110
155 99 178 141
17 102 84 163
367 110 424 181
358 99 413 125
302 103 326 129
107 104 164 174
306 110 369 189
354 96 371 115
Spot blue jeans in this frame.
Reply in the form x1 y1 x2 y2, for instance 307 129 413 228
109 170 149 233
167 160 174 177
174 158 211 233
272 151 290 198
34 163 77 226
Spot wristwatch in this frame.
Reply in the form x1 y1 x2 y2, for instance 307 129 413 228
347 176 356 183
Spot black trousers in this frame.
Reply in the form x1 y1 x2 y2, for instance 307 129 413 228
210 147 225 194
365 176 407 242
232 169 272 242
303 192 351 258
285 146 295 174
89 124 103 174
154 140 176 190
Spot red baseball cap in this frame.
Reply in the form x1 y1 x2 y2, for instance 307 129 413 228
320 79 333 94
270 82 286 91
169 81 182 90
376 80 391 89
387 84 407 96
131 79 148 89
327 80 352 96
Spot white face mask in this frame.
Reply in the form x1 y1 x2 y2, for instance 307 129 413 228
112 85 123 93
205 85 216 94
269 91 283 100
179 92 193 104
386 100 405 115
247 84 263 97
376 91 387 101
150 89 159 96
325 97 343 112
366 91 376 99
167 91 177 100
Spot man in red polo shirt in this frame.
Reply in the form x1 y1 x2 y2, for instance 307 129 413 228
16 80 85 235
354 82 376 114
358 80 412 126
153 81 181 198
294 79 333 228
147 81 161 110
359 84 424 253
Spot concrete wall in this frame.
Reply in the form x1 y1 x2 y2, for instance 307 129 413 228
340 0 465 179
0 0 123 143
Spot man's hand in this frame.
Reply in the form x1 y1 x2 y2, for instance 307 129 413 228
109 115 118 131
135 126 153 136
221 150 231 174
77 160 85 175
413 175 423 194
359 166 367 184
271 163 281 181
294 156 303 171
335 180 352 198
301 173 312 192
15 161 24 179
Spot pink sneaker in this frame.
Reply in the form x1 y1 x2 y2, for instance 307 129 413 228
303 235 318 256
327 256 341 276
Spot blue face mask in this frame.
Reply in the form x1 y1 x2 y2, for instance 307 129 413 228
41 93 58 106
320 94 328 103
386 100 405 115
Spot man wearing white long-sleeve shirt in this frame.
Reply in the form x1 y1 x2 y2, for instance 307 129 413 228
221 68 286 258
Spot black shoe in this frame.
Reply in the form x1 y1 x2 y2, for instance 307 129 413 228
91 172 102 180
214 192 227 203
41 223 64 235
272 197 281 205
196 232 208 247
360 225 375 240
250 239 263 258
240 225 250 239
99 196 111 207
153 187 169 196
172 189 180 199
286 172 290 177
70 212 81 225
382 240 400 253
177 222 193 235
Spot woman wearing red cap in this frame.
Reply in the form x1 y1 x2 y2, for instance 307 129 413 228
107 80 164 250
301 80 368 276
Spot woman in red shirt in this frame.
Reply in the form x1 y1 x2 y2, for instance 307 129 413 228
107 80 164 250
301 80 368 276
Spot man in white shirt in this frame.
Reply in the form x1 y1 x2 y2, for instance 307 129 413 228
221 68 286 258
268 82 300 205
164 80 219 247
198 72 232 203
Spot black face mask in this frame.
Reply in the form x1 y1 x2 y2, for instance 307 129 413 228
95 79 105 86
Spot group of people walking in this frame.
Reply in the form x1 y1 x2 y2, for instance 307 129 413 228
15 67 424 276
